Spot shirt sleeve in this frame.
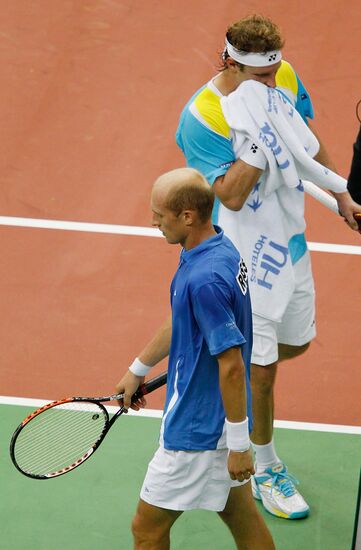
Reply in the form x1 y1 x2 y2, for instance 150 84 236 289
295 73 314 123
238 139 267 170
192 282 246 356
176 109 235 185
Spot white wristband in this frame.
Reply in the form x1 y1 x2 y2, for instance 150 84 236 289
225 417 250 452
129 357 152 377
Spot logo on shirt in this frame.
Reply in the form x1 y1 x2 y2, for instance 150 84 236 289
219 161 234 169
236 259 248 295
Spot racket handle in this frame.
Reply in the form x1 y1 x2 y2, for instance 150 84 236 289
132 371 167 402
302 180 339 214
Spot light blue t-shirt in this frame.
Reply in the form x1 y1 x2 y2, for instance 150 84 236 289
175 61 313 264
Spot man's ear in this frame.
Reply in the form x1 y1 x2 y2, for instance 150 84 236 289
183 209 195 226
226 58 243 73
226 58 237 69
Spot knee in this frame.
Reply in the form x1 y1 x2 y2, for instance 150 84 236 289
131 514 149 546
131 513 168 547
278 342 310 362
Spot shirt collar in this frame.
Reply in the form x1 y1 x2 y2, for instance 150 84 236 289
180 225 224 263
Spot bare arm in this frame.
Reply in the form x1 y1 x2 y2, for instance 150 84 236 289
115 315 172 409
138 315 172 366
218 346 247 421
218 346 254 481
213 159 263 211
309 123 361 230
309 122 338 172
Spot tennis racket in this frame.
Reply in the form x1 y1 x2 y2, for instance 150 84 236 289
303 180 361 231
10 371 167 480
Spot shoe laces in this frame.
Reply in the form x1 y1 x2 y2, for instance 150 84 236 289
269 469 299 497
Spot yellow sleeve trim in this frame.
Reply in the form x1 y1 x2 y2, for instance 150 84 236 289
194 87 231 138
276 60 298 96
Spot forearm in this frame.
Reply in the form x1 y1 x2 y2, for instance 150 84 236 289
213 160 263 211
309 123 338 173
218 347 247 422
218 347 254 479
115 315 172 408
309 124 355 206
138 315 172 366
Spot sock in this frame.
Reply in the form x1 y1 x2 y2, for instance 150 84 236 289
252 439 281 473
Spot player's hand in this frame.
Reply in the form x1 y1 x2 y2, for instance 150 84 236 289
115 370 146 411
334 192 361 233
227 449 255 482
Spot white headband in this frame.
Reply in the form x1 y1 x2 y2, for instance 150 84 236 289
225 38 282 67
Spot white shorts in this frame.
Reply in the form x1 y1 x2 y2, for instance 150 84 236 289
140 446 248 512
251 252 316 366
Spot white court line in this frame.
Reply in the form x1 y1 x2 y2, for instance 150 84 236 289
0 216 162 238
0 215 361 255
2 395 360 434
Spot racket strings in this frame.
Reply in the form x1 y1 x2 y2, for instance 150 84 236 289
14 402 108 476
16 424 101 473
16 405 103 450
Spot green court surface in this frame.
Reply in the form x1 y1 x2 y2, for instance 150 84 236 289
1 405 360 550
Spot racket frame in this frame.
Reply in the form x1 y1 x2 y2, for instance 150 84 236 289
10 398 117 480
10 371 167 480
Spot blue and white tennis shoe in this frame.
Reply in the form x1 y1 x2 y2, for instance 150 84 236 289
251 463 310 519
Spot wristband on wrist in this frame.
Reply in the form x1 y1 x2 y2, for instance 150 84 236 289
129 357 152 376
225 417 250 452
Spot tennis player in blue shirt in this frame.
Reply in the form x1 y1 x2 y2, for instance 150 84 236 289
116 168 274 549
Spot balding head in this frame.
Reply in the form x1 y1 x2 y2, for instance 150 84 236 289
152 168 214 223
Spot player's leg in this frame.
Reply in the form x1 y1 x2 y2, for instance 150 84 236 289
250 342 310 446
250 321 311 518
250 360 278 446
132 499 182 550
218 483 275 549
253 253 316 519
278 341 310 362
250 314 279 454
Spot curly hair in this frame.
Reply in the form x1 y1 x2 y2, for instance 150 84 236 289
221 14 285 70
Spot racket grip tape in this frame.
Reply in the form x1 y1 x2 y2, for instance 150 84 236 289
132 371 167 402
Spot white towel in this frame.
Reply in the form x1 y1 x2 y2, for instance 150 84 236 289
216 80 347 322
220 80 347 195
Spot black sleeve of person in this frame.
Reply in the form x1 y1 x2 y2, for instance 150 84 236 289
347 125 361 204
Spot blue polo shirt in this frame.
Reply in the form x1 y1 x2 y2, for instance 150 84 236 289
160 226 253 451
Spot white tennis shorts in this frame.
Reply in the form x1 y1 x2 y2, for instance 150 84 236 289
140 446 248 512
251 251 316 366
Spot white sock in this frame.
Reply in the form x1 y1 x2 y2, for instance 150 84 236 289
252 439 281 473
